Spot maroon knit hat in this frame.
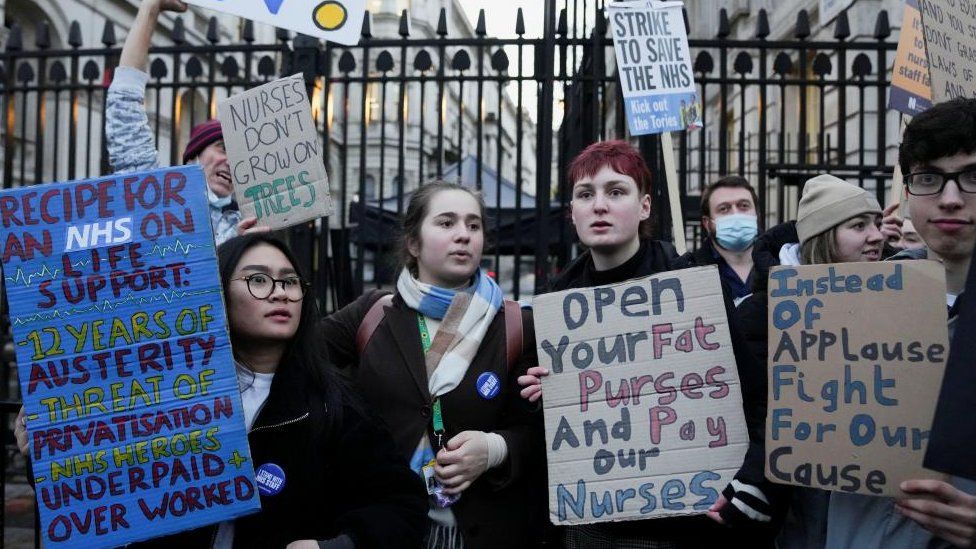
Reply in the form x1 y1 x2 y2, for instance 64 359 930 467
182 119 224 163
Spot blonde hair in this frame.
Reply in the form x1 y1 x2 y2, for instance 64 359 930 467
800 226 840 265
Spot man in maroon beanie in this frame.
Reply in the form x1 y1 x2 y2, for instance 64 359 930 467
105 0 244 245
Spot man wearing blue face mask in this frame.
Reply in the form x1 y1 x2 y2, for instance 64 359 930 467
673 175 760 308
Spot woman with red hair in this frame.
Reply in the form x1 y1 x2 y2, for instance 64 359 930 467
520 140 781 548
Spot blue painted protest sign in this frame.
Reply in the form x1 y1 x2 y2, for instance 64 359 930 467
765 261 948 496
608 1 701 136
0 166 259 548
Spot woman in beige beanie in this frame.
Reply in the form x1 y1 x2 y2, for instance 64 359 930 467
732 173 885 548
794 174 885 265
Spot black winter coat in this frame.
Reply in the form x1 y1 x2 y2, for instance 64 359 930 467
130 360 428 549
319 291 547 549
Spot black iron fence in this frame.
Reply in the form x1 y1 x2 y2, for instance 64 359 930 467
0 1 899 545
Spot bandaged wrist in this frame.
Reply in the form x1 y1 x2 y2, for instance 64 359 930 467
485 432 508 469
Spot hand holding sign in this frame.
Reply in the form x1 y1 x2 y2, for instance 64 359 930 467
896 480 976 547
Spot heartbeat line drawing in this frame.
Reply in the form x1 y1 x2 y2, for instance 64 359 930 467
145 239 212 258
4 258 97 287
11 287 222 326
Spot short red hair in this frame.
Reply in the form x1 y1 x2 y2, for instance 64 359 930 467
567 140 653 195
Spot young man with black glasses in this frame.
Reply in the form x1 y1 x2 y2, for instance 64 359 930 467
823 97 976 549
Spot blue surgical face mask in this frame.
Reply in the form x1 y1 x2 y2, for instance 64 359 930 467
713 213 758 251
207 186 232 209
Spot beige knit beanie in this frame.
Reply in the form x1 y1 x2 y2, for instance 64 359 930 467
796 174 882 245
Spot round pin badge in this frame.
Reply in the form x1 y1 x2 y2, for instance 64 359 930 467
476 371 501 400
255 463 287 496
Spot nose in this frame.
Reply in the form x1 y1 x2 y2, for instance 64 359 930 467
939 179 965 210
454 226 471 242
593 193 609 212
866 223 884 244
268 280 290 301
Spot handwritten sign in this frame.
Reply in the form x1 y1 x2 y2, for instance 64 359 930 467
607 1 701 135
534 266 748 525
889 0 933 115
918 0 976 102
218 74 334 230
765 261 949 496
183 0 366 46
0 166 259 548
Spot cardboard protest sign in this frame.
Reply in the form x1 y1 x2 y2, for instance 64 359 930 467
925 244 976 480
183 0 365 46
218 74 334 230
765 261 949 496
607 1 701 136
889 0 933 115
535 266 748 525
0 166 259 548
918 0 976 103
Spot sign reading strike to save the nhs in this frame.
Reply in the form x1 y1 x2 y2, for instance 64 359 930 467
608 1 700 136
0 166 259 548
766 261 949 496
534 266 748 524
183 0 366 46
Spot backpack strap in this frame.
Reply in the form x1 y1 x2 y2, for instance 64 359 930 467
355 292 393 355
357 293 523 372
503 300 523 372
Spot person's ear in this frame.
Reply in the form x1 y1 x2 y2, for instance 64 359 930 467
639 194 651 221
407 236 421 258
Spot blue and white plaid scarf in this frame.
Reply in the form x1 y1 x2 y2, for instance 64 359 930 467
396 268 503 397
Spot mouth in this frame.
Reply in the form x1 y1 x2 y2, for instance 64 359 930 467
931 218 973 233
449 251 472 260
215 170 232 187
590 221 612 230
265 308 292 321
862 249 881 260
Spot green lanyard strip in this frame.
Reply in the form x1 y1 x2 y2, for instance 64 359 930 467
417 315 445 446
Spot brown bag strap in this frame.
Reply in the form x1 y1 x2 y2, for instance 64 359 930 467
355 292 393 355
504 300 523 372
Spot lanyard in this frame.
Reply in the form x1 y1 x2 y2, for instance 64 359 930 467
417 314 445 448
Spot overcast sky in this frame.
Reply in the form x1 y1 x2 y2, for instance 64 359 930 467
455 0 545 38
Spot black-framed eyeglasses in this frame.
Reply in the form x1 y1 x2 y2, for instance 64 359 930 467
232 273 308 301
904 170 976 196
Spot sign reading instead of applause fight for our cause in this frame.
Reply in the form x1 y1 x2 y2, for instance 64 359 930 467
217 74 335 231
607 1 702 136
765 261 949 496
534 266 748 525
182 0 366 46
889 0 933 115
918 0 976 102
0 166 259 548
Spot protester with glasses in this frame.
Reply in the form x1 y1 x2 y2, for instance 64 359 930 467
822 97 976 549
16 233 427 548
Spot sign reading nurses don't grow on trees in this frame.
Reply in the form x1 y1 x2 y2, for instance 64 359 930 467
218 74 335 231
534 266 748 525
0 166 259 548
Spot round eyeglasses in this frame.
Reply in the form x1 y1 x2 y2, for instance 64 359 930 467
232 273 308 301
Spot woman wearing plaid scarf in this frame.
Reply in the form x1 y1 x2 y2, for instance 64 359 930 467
320 182 546 549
